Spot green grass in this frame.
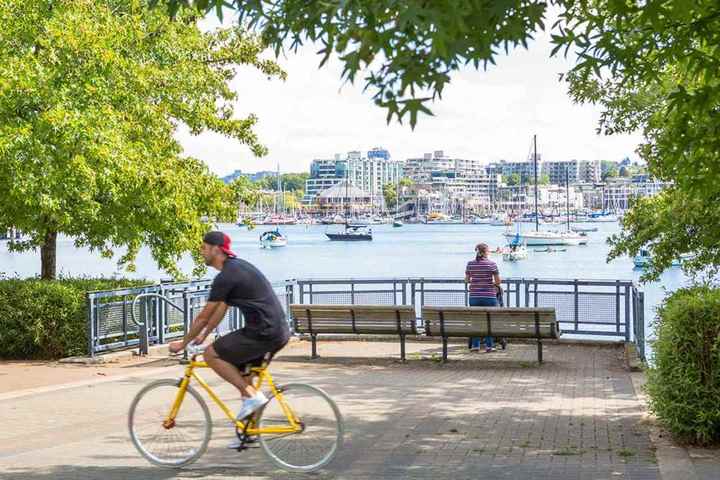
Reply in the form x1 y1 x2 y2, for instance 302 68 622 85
552 447 585 456
617 448 636 457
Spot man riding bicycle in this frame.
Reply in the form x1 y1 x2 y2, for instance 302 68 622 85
169 231 290 435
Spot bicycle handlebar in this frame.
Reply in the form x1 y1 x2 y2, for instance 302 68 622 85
185 343 206 357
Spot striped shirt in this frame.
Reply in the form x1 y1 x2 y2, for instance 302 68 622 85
465 258 499 298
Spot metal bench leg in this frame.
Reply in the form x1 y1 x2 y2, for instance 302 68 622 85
537 338 543 364
442 337 448 363
311 334 319 359
400 333 406 362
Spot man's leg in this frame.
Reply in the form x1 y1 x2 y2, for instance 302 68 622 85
204 344 258 398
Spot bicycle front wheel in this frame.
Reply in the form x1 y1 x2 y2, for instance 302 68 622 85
128 379 212 468
258 383 343 472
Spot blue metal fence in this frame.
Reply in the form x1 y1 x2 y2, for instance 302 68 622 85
87 277 645 360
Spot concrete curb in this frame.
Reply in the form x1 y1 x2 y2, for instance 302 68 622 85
61 334 621 364
60 336 303 365
629 371 698 480
624 341 643 371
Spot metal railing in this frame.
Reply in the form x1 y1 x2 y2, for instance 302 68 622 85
293 277 645 358
87 277 645 361
86 280 294 356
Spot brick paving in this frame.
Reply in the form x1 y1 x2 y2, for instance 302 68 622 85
0 340 660 479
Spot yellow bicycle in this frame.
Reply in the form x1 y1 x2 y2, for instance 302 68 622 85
128 344 343 472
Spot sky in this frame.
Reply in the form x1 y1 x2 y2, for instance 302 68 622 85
177 9 643 177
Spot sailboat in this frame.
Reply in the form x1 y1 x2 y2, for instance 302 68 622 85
260 229 288 248
326 168 373 241
502 227 529 261
393 173 403 227
259 165 289 248
503 135 586 247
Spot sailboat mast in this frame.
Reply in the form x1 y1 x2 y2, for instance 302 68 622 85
533 134 539 232
395 168 400 216
566 166 571 231
345 159 349 221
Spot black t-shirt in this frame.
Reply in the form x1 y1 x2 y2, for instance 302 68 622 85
208 257 288 340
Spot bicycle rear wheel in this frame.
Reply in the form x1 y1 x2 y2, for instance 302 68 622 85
258 383 343 472
128 379 211 468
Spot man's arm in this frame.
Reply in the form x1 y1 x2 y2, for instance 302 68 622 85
198 301 230 343
493 272 502 286
170 301 227 352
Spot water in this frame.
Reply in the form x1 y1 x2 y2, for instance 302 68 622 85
0 223 688 340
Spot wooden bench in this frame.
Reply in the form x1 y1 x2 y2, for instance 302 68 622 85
289 304 418 360
422 306 560 363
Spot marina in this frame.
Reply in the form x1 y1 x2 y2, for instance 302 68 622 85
0 222 687 344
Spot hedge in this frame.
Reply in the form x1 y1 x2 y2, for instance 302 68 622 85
0 277 149 359
646 285 720 445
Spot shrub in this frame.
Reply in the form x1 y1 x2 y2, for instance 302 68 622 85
646 285 720 445
0 277 149 359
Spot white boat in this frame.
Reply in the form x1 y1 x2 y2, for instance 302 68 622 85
571 225 598 233
504 229 586 246
503 244 529 262
633 249 686 268
588 214 618 223
260 229 288 248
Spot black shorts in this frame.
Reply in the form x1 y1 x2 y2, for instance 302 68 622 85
212 329 287 372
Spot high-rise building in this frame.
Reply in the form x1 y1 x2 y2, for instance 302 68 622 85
405 151 496 205
347 148 403 207
487 155 542 184
303 155 348 204
303 148 403 206
541 159 601 185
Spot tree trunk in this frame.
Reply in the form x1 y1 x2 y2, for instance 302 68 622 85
40 230 57 280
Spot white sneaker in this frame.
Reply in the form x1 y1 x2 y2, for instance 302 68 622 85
235 392 269 420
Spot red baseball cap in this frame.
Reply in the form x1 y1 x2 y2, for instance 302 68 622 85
202 231 236 257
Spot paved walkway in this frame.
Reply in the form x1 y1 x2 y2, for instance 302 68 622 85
1 340 660 479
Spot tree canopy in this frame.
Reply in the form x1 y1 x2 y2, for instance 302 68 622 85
256 172 309 192
0 0 284 279
159 0 720 281
553 1 720 280
156 0 547 128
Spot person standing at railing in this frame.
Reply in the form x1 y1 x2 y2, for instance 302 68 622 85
465 243 502 352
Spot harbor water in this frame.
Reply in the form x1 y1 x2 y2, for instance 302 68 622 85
0 222 688 344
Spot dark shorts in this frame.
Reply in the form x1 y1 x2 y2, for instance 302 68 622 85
213 329 288 372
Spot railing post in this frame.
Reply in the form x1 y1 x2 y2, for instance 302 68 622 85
615 280 621 335
401 280 407 305
157 289 165 345
122 294 129 347
285 281 294 330
638 291 646 360
533 278 538 307
573 279 579 333
87 293 95 357
524 278 529 307
350 281 355 305
138 296 149 356
182 292 191 361
624 284 631 342
299 282 305 304
309 282 313 304
515 279 520 307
